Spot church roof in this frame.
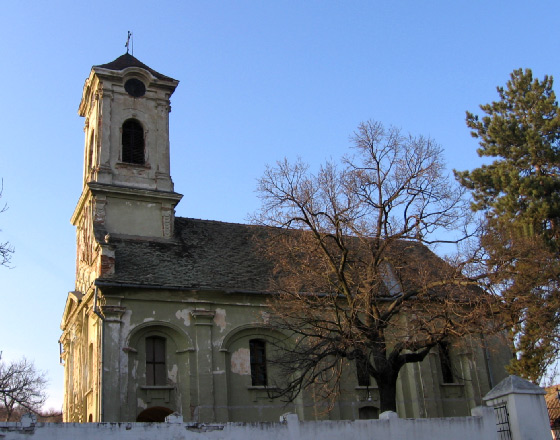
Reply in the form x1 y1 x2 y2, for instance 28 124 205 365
96 217 452 296
97 217 275 293
94 53 175 81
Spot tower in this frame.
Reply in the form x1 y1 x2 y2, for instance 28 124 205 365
61 54 182 422
72 53 182 243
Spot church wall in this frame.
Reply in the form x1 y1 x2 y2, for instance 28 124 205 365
93 287 509 423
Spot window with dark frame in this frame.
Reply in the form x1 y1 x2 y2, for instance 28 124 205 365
438 341 454 384
356 357 371 387
146 336 166 386
249 339 267 386
122 119 145 164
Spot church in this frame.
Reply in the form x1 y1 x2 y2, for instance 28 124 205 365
59 53 510 423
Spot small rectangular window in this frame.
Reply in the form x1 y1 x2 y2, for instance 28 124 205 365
146 336 166 386
249 339 267 386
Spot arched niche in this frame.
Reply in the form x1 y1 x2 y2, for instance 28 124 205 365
125 321 193 419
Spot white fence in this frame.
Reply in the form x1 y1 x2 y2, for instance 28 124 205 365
0 409 498 440
0 376 553 440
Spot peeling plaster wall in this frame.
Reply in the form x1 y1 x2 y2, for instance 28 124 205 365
230 348 250 376
104 198 164 238
62 282 511 424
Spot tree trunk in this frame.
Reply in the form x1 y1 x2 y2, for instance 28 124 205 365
377 374 399 413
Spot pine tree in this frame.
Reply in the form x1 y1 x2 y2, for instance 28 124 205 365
456 69 560 382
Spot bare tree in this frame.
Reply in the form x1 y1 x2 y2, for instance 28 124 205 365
0 181 14 267
0 354 47 421
0 405 62 423
253 120 499 413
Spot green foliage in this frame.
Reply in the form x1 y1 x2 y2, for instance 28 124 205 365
456 69 560 382
456 68 560 242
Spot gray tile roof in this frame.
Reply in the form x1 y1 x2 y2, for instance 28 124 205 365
98 217 275 292
97 217 452 296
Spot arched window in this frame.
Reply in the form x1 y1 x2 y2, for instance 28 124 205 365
122 119 144 164
146 336 166 386
249 339 267 386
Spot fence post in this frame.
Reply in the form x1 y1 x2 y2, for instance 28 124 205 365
471 405 498 440
483 375 551 440
285 413 300 440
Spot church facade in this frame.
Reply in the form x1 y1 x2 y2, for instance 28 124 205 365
59 54 510 423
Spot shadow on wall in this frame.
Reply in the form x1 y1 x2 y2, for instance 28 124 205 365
136 406 173 422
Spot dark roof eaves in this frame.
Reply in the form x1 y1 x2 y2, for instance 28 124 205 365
94 279 276 296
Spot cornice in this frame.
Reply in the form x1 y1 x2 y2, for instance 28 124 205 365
70 183 183 226
70 186 92 226
92 66 179 93
88 182 183 204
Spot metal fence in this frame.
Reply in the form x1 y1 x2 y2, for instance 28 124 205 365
493 403 512 440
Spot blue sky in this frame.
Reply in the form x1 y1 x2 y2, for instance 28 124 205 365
0 1 559 411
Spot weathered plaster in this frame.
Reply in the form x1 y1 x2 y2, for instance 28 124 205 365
168 364 178 383
230 348 251 376
175 308 192 326
121 309 133 338
214 308 227 332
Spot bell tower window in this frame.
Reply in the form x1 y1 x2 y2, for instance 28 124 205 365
122 119 145 165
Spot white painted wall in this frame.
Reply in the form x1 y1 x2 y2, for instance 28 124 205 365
0 409 498 440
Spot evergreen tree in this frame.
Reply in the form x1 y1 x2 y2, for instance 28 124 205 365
456 69 560 382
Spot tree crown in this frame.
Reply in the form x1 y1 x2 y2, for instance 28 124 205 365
456 68 560 240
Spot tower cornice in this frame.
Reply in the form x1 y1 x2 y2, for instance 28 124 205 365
71 182 183 226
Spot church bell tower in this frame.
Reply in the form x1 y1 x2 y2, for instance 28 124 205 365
61 54 183 422
72 53 182 241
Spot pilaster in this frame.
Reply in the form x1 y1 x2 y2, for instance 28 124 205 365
191 310 215 422
99 305 126 422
